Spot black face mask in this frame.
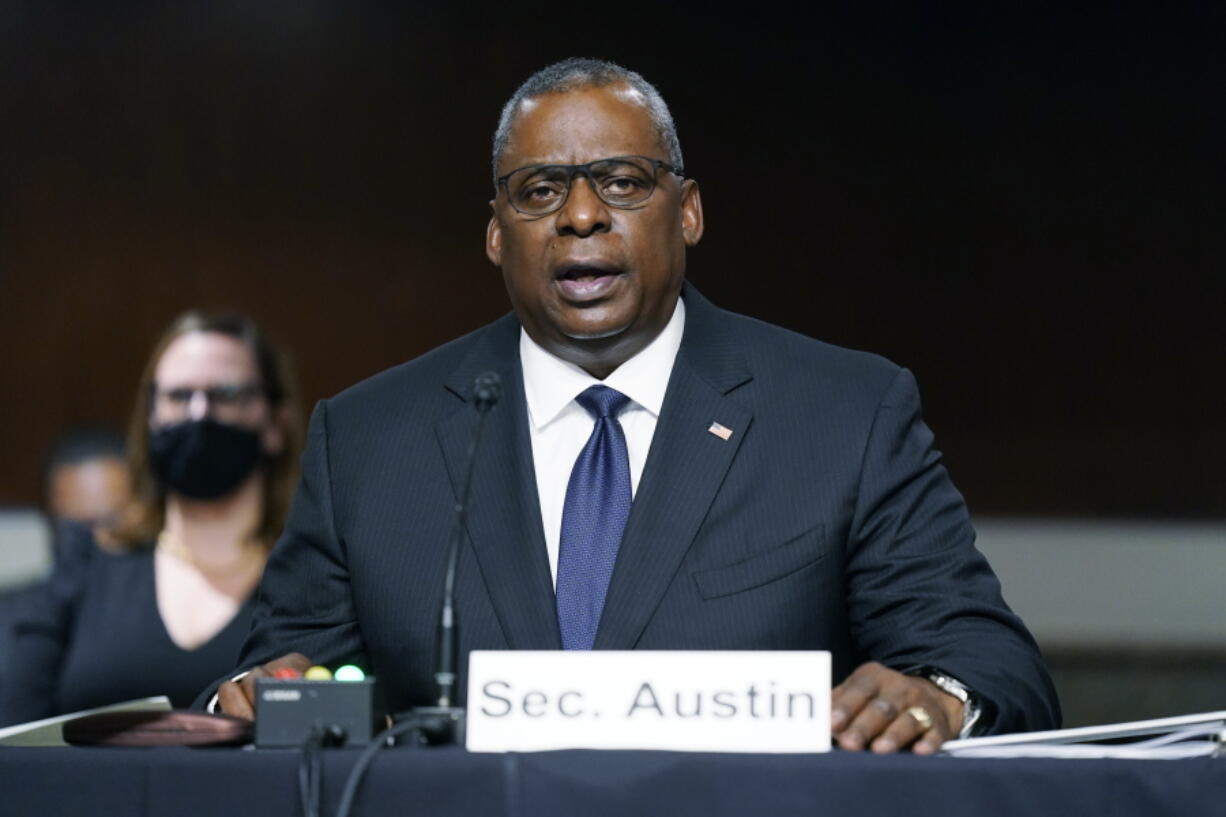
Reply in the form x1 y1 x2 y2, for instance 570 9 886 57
148 418 263 500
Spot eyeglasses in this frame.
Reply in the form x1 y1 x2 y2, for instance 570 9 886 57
152 383 264 418
497 155 683 216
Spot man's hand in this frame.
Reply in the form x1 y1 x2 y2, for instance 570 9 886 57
831 661 964 754
217 652 312 720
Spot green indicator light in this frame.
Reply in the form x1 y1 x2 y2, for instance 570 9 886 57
334 664 366 682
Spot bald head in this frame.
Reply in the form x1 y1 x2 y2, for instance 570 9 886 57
491 58 683 181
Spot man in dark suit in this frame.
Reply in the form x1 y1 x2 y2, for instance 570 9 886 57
214 59 1059 753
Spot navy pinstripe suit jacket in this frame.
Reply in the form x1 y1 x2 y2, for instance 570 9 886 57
223 284 1059 734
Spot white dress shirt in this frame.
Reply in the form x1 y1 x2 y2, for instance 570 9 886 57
519 297 685 586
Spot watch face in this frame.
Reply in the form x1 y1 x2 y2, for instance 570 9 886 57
927 672 971 703
926 672 981 737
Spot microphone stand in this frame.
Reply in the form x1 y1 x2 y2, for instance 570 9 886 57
392 372 501 747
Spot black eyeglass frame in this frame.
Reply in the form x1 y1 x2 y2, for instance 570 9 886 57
496 154 685 216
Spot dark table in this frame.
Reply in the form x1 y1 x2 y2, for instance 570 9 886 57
1 744 1222 817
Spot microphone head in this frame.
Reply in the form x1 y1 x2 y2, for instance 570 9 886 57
472 372 502 413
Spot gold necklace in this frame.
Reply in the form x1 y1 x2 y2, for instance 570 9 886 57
156 530 266 576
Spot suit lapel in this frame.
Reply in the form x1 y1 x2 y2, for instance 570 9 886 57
436 316 561 650
594 286 754 649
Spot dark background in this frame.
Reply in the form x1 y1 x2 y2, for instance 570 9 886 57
2 2 1222 517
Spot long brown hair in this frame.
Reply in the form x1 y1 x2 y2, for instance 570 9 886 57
113 311 304 548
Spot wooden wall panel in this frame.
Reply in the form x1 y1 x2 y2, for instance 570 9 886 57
2 5 1221 516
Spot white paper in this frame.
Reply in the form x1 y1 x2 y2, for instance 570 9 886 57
942 710 1226 759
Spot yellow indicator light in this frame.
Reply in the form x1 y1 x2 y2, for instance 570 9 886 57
304 665 333 681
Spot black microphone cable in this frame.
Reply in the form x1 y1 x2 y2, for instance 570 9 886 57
333 716 435 817
297 723 346 817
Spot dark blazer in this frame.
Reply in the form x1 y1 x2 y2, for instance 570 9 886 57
221 285 1059 733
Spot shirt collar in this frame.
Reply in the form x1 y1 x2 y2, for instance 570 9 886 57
520 296 686 430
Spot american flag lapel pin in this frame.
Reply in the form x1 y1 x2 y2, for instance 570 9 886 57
707 421 733 441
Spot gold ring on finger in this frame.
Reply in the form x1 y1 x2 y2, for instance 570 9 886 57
906 705 933 731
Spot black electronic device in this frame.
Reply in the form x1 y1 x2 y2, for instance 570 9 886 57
254 677 383 748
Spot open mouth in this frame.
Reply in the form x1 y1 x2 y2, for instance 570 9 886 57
554 264 623 301
555 264 619 280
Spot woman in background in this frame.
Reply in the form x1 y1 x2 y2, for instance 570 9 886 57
0 311 302 723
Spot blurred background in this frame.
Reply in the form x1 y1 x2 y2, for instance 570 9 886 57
1 3 1222 726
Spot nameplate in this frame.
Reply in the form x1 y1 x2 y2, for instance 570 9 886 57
465 650 830 753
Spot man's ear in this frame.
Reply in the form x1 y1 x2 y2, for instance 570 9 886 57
680 180 704 247
485 201 502 266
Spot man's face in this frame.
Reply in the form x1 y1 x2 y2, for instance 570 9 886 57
486 84 703 377
47 457 130 526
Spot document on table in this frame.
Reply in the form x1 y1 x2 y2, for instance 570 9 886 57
0 696 171 747
942 710 1226 759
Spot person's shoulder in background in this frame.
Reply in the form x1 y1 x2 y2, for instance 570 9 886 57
0 521 104 726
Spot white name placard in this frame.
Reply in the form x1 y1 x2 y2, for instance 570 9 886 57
465 650 830 753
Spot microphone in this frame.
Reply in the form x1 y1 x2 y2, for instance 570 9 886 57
435 371 501 709
331 373 504 816
395 371 501 747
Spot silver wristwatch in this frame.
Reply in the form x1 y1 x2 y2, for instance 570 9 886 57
905 666 982 738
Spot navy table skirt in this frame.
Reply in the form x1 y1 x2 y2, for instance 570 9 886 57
1 744 1221 817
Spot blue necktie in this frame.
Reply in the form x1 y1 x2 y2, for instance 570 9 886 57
556 385 633 650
